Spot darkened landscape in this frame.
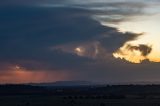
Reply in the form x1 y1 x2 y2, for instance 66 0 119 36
1 84 160 106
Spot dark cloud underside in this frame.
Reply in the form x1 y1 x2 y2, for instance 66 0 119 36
0 6 142 71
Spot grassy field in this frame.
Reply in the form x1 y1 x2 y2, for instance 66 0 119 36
1 95 160 106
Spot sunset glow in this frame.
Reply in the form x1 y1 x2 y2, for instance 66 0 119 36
111 13 160 63
0 65 69 84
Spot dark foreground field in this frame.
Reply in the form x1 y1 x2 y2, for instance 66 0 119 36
1 96 160 106
1 85 160 106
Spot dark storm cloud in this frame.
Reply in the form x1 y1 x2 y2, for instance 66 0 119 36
0 7 103 55
0 0 72 6
0 5 141 71
0 6 108 70
99 32 142 52
0 0 50 6
14 50 94 71
1 1 160 83
126 44 152 56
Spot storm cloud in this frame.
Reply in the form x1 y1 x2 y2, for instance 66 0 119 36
0 5 142 71
0 0 160 83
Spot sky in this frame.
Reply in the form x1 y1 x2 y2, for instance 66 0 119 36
0 0 160 84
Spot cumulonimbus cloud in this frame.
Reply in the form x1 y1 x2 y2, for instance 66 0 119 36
1 0 160 83
0 5 142 71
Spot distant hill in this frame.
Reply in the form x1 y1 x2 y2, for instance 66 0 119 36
30 81 97 87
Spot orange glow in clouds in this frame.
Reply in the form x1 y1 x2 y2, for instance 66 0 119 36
0 65 69 84
109 14 160 63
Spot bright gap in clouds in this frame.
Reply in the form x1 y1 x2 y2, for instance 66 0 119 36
112 14 160 63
